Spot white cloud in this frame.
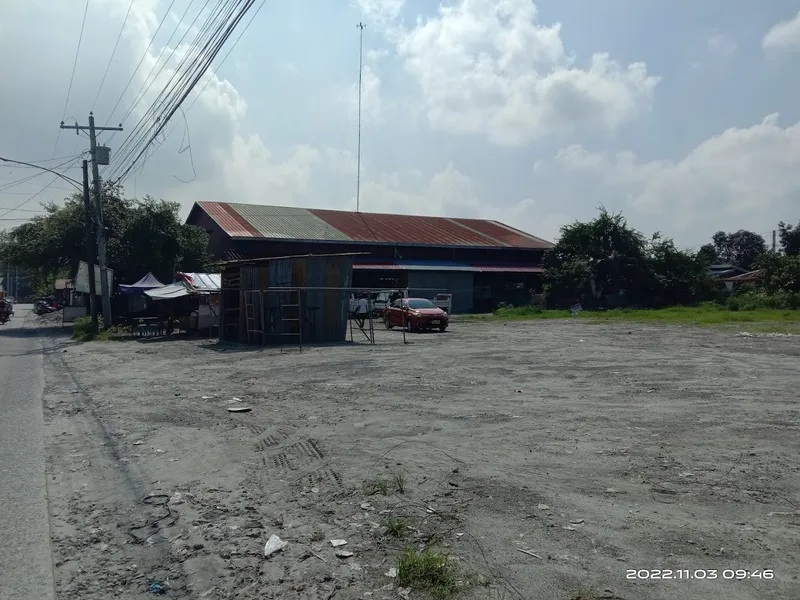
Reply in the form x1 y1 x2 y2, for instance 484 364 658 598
354 163 562 241
110 0 247 126
707 32 737 57
215 133 321 206
350 65 383 123
353 0 405 25
763 10 800 52
365 0 659 146
554 114 800 222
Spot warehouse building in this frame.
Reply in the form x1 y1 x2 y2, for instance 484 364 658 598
186 202 554 313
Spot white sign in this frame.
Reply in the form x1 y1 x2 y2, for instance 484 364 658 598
75 261 114 295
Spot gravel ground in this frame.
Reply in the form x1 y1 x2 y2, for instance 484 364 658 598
40 319 800 600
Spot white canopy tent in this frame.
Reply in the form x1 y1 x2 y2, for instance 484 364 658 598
144 273 221 300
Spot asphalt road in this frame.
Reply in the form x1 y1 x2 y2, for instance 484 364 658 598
0 306 55 600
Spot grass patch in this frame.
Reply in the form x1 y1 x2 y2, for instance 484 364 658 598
391 470 409 494
71 317 132 341
384 518 410 538
363 477 389 496
488 304 800 327
397 547 459 599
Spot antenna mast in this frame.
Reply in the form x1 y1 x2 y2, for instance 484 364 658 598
356 22 366 213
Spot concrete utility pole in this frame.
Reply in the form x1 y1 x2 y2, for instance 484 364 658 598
61 113 122 327
82 160 98 332
772 230 777 252
356 21 366 213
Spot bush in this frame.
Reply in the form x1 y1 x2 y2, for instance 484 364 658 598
727 290 800 311
72 316 102 341
71 318 131 342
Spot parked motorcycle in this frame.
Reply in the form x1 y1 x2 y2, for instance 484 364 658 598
35 301 54 316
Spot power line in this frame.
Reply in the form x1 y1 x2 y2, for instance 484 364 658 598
2 153 84 166
110 0 259 183
0 188 76 195
92 0 135 112
106 0 179 125
140 0 266 172
0 207 49 214
0 157 83 218
115 0 209 129
108 0 236 172
0 155 84 192
184 0 266 114
51 0 90 161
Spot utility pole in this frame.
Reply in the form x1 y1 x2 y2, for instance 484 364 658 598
356 22 365 213
61 113 122 328
82 160 98 332
772 230 777 252
14 265 18 301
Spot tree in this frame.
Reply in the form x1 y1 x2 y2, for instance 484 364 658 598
757 252 800 294
778 220 800 256
0 186 210 289
711 230 767 270
646 234 712 306
543 208 652 306
697 243 718 265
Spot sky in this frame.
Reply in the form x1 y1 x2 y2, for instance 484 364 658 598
0 0 799 248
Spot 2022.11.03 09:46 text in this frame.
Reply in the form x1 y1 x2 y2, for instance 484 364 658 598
626 569 774 580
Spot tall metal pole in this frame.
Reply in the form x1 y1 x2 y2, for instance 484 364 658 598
82 160 98 332
356 22 365 213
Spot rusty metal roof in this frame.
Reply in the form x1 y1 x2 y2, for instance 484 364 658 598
352 260 544 273
450 218 552 249
192 202 553 248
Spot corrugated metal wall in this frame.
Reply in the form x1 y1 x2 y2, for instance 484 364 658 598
407 271 474 313
226 255 353 345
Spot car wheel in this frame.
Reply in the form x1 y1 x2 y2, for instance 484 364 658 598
384 317 393 329
407 318 414 332
439 326 447 332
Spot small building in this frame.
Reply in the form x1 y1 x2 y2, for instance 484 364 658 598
720 269 764 291
219 253 355 345
186 202 554 313
708 264 748 279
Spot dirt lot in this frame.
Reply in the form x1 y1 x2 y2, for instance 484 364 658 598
39 317 799 600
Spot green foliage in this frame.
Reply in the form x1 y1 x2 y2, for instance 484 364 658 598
363 477 390 496
397 547 459 599
697 243 718 265
383 519 410 538
778 220 800 256
757 252 800 294
72 316 132 341
0 184 210 290
543 208 709 308
72 316 102 341
711 229 767 270
544 209 650 305
490 305 800 327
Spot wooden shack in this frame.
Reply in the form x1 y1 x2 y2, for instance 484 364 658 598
220 253 359 345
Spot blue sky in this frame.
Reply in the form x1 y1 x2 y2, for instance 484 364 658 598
1 0 799 248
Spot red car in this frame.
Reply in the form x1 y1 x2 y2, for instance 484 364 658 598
383 298 449 332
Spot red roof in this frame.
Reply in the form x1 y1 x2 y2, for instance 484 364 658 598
190 202 553 249
720 269 764 283
200 202 261 238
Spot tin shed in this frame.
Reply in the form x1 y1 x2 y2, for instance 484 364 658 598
220 253 358 345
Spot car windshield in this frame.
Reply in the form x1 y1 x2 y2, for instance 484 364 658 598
407 299 436 309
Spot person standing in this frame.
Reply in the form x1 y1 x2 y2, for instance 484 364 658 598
356 294 368 328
